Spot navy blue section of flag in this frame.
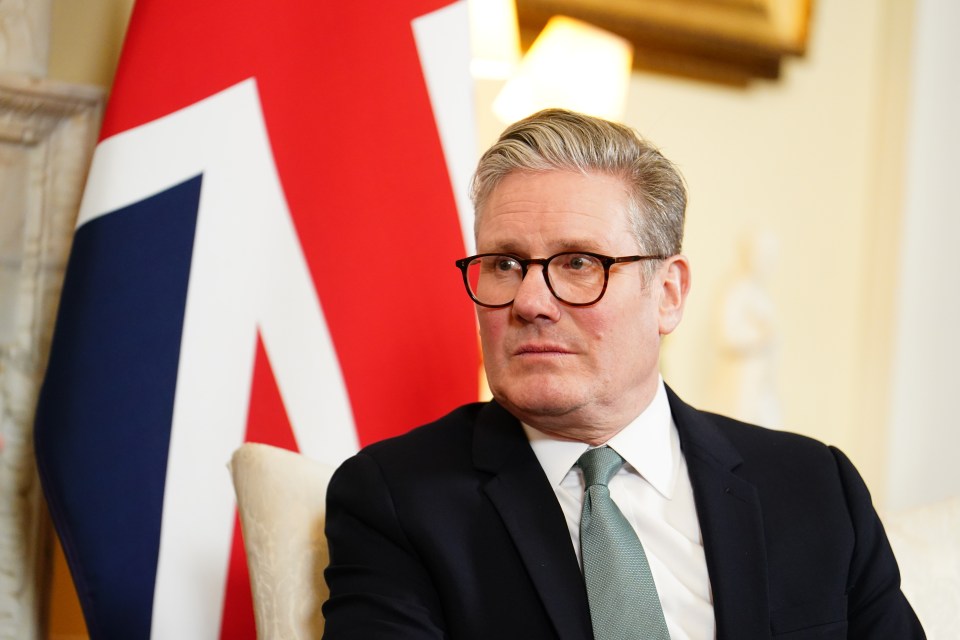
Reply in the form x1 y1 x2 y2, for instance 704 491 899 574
34 175 202 637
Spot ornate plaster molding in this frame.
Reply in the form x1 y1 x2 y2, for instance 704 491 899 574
0 74 102 640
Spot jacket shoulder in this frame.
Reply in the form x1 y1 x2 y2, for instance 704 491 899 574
360 402 487 459
666 386 846 489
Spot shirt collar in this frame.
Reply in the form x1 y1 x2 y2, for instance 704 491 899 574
522 378 681 500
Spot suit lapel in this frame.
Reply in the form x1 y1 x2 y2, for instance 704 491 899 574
667 388 772 639
473 402 593 640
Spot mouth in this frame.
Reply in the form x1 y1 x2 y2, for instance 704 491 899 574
513 344 574 357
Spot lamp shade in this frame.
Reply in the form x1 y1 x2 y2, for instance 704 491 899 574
493 15 633 123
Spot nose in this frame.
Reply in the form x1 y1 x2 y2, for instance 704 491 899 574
511 264 561 322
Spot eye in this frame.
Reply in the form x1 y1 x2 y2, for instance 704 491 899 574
561 253 600 271
495 256 520 271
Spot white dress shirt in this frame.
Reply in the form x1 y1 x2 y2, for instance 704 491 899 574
523 380 716 640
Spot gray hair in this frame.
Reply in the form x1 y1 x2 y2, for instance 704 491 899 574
470 109 686 263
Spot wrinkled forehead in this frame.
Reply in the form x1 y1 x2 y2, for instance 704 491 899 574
475 170 636 254
476 168 633 221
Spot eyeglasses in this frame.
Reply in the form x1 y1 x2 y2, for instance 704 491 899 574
454 252 666 308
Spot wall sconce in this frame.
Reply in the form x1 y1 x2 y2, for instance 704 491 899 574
492 15 633 123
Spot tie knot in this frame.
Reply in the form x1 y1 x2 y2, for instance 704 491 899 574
577 446 624 488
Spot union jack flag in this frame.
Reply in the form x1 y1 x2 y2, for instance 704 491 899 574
34 1 478 637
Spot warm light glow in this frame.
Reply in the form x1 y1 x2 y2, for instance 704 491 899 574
468 0 521 79
492 15 633 123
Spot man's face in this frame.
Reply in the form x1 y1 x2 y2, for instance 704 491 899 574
475 169 688 440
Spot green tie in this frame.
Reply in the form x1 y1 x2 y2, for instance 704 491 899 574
578 446 670 640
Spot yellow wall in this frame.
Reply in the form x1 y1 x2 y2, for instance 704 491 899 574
49 0 135 89
626 0 912 498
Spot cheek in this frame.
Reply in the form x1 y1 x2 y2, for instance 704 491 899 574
579 303 630 340
591 301 657 356
477 312 505 356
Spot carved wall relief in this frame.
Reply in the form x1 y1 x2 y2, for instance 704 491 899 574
0 74 102 640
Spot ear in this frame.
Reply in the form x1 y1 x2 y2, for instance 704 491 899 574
658 255 691 336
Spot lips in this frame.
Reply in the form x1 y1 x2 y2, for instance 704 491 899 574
513 343 574 356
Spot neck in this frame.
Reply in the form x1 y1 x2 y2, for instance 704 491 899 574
503 382 660 446
527 422 626 447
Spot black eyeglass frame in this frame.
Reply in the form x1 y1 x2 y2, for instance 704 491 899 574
454 251 668 308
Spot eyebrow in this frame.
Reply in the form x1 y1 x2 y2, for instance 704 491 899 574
485 238 607 255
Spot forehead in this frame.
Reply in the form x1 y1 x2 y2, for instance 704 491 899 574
477 170 634 253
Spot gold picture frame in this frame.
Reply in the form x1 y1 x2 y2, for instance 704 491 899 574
516 0 814 85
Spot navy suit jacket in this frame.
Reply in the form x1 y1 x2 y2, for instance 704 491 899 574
322 388 924 639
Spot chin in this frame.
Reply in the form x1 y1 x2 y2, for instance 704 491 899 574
490 379 584 420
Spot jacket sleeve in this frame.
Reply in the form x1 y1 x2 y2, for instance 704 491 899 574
321 452 448 640
831 447 926 639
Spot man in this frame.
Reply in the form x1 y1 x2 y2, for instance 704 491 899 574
322 109 924 639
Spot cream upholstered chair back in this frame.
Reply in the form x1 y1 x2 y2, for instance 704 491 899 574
229 443 336 639
883 496 960 639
